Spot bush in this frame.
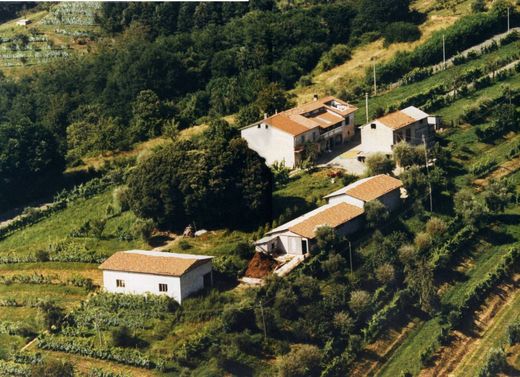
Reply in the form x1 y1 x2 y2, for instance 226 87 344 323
383 22 420 46
478 348 507 377
278 344 322 377
365 153 395 175
316 44 351 72
349 290 371 314
507 321 520 345
112 186 130 213
131 218 154 242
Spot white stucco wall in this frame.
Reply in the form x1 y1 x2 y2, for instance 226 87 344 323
279 232 308 255
180 262 213 301
103 262 212 304
327 194 365 208
360 121 395 153
103 270 182 302
241 124 297 167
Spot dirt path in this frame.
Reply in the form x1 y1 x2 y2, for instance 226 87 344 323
419 274 520 377
474 156 520 187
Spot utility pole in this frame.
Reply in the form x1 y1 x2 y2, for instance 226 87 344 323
442 34 446 70
508 7 510 33
259 300 267 343
422 134 433 213
348 239 353 277
365 92 369 123
373 63 377 96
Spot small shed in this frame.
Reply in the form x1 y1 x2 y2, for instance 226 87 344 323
99 250 213 304
16 19 31 26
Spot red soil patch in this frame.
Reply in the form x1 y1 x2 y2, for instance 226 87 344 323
245 252 278 278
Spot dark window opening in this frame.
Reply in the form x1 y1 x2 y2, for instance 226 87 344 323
301 240 308 253
159 283 168 292
116 279 125 288
371 123 376 129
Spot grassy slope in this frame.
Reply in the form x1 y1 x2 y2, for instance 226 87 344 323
291 0 474 104
0 4 102 78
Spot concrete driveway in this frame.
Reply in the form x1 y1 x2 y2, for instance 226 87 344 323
317 132 367 175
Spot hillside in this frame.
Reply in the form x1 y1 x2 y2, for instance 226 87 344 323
0 2 103 78
0 1 519 376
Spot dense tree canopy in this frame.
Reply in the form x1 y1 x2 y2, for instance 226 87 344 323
127 120 273 230
0 122 63 210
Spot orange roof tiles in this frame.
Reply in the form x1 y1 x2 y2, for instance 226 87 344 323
289 202 364 239
344 175 403 202
377 111 417 130
99 250 212 277
259 96 358 136
265 113 310 136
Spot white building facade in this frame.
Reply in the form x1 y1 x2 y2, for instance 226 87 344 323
241 96 358 168
360 106 440 154
99 250 213 304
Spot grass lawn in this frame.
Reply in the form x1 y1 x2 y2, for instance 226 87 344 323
0 190 146 257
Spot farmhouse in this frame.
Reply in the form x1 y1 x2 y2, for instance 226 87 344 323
99 250 213 304
241 96 358 168
360 106 440 153
324 174 403 211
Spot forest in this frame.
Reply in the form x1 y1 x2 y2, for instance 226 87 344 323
0 0 419 211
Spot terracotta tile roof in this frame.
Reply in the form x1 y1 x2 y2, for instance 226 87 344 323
377 111 417 130
307 110 344 129
259 96 358 136
99 250 213 277
343 175 403 202
265 113 311 136
289 202 364 239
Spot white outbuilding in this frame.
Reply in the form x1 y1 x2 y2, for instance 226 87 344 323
324 174 403 211
360 106 440 154
99 250 213 304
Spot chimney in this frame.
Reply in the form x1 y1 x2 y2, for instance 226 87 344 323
264 113 268 119
313 94 318 101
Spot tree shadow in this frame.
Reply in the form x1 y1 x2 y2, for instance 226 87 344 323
148 234 174 248
480 228 516 246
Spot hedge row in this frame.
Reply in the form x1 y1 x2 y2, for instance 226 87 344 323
429 225 475 271
362 289 413 343
38 335 165 370
0 361 31 377
375 10 519 84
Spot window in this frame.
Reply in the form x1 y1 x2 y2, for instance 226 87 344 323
265 124 269 129
159 283 168 292
257 124 260 128
371 123 376 129
116 279 125 288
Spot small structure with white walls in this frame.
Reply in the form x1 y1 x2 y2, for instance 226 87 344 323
324 174 403 212
255 175 403 256
99 250 213 304
360 106 440 154
16 19 31 26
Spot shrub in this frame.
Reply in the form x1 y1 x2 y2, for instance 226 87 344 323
478 348 507 377
375 263 395 284
278 344 322 377
349 290 371 314
365 200 389 229
507 321 520 345
112 186 130 213
425 217 447 239
316 44 351 72
34 249 50 262
383 22 420 46
365 153 394 175
221 306 256 333
131 218 154 242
